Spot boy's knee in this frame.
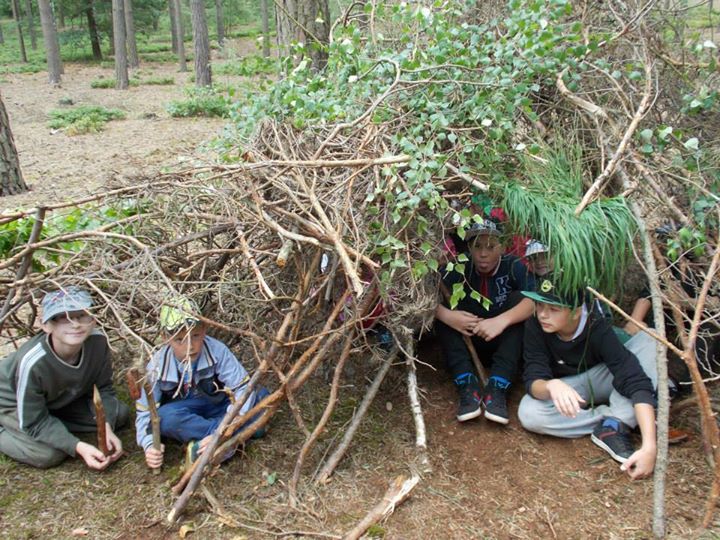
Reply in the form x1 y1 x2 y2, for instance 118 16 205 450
517 395 545 433
32 447 67 469
112 401 130 430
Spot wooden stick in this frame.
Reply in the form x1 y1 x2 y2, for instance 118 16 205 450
403 330 429 470
289 334 354 506
342 474 420 540
438 281 488 387
125 368 162 475
92 385 109 456
315 347 397 484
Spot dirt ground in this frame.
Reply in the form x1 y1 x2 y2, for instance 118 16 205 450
0 59 717 539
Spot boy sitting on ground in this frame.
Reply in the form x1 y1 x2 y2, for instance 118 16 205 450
518 276 657 479
0 287 128 469
435 218 535 424
524 239 551 277
136 297 268 469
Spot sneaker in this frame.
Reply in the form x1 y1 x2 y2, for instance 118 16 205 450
455 373 482 422
483 377 510 425
591 417 635 463
185 440 200 470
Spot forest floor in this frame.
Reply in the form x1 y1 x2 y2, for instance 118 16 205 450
0 47 717 540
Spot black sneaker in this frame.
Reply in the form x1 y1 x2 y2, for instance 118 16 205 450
591 417 635 463
482 385 509 425
455 373 482 422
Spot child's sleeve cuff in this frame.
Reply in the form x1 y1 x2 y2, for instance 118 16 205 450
631 389 656 407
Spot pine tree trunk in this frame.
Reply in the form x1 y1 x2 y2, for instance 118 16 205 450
275 0 329 70
261 0 270 58
112 0 129 89
10 0 27 63
0 92 28 197
168 0 178 53
172 0 187 72
124 0 139 68
57 1 65 28
214 0 224 48
37 0 62 85
0 20 4 44
86 0 103 60
23 0 36 49
190 0 211 86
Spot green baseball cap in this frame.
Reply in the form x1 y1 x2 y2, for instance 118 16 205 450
522 276 586 309
159 296 200 332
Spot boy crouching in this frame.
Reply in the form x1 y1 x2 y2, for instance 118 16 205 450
519 276 657 479
0 288 128 469
136 297 268 469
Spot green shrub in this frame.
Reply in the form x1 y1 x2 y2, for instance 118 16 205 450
214 55 277 77
142 76 175 85
166 87 232 118
90 78 140 89
0 63 45 75
48 106 126 135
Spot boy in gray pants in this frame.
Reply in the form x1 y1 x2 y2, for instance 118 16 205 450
518 276 657 480
0 288 128 469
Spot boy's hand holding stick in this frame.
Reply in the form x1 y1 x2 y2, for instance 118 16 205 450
126 368 163 474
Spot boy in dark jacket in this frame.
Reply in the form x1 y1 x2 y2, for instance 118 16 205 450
435 218 535 424
0 288 128 469
518 276 657 480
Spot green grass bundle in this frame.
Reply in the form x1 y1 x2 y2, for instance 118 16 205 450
214 55 278 77
166 87 232 118
502 142 636 297
142 76 175 86
48 106 126 135
90 78 140 89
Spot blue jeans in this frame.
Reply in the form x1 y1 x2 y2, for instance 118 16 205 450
158 387 269 443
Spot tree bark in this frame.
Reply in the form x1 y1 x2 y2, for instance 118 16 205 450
275 0 329 70
190 0 211 86
261 0 270 58
86 0 102 60
37 0 62 85
124 0 139 68
0 92 28 197
172 0 187 72
0 19 4 44
23 0 36 49
57 0 65 28
112 0 129 89
10 0 27 63
168 0 178 53
214 0 224 48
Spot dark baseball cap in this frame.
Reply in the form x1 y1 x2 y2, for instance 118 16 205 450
522 275 586 308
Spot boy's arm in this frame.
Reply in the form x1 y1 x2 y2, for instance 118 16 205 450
621 403 656 480
623 297 651 336
215 341 256 416
16 373 80 456
135 361 162 452
473 297 534 341
434 304 479 336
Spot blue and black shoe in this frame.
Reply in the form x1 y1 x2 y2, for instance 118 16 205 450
455 373 482 422
483 376 510 425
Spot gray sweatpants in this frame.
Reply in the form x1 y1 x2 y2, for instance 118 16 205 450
518 331 658 438
0 396 129 468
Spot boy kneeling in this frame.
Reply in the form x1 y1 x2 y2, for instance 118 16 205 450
0 288 128 469
519 276 657 479
136 297 268 469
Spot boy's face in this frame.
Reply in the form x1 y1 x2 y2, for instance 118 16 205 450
166 324 207 363
535 302 581 335
41 310 96 349
469 234 503 274
528 252 551 276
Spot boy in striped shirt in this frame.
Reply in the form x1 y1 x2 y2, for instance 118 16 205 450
135 297 268 470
